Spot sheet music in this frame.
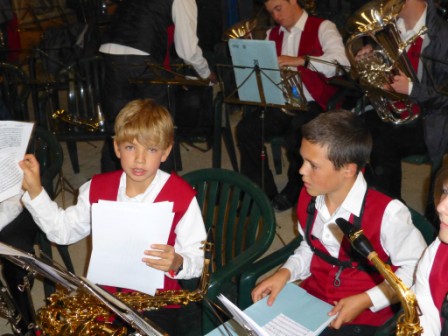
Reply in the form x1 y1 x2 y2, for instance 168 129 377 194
264 314 312 336
88 200 174 295
0 121 33 202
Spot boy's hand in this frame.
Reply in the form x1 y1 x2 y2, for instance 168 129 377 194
19 154 43 199
251 268 291 306
142 244 183 273
328 292 372 329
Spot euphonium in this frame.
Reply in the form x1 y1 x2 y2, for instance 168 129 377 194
345 0 427 125
36 240 213 335
336 218 422 335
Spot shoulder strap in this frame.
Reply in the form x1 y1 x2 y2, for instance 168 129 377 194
304 190 371 271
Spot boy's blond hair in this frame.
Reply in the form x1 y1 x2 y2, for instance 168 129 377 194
114 99 174 150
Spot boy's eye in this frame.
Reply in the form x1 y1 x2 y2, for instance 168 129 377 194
148 147 158 153
124 145 134 150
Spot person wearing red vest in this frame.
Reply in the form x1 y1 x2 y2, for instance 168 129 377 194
414 167 448 335
236 0 349 212
358 0 448 211
252 110 427 336
19 99 206 335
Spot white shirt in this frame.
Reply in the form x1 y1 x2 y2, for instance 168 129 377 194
397 4 428 94
266 11 350 102
99 0 211 79
0 193 23 231
22 170 206 280
414 238 442 335
282 173 427 312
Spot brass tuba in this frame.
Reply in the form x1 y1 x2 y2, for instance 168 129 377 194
345 0 427 125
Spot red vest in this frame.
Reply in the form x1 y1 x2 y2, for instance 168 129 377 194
89 170 196 294
429 242 448 322
296 187 397 326
268 16 339 110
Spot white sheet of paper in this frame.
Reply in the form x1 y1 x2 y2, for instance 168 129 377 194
0 121 33 202
87 200 174 295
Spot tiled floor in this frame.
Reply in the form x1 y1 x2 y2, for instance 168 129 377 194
0 110 434 334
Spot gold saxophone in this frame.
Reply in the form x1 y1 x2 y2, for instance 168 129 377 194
336 218 422 335
36 240 213 335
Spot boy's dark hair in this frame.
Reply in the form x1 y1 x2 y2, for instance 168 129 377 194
434 166 448 204
302 109 372 171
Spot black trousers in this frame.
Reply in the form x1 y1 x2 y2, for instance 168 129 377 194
0 209 39 331
363 110 427 199
100 52 175 173
236 102 322 199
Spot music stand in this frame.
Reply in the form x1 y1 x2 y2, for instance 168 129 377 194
0 242 166 336
131 63 219 170
217 51 307 192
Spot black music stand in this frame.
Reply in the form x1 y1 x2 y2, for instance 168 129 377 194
217 63 307 191
132 63 219 171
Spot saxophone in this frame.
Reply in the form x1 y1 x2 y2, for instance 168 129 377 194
336 218 422 335
36 240 213 335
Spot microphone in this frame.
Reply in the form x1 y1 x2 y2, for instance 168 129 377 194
335 218 374 259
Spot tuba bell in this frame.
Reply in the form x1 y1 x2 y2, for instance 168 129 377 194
346 0 427 125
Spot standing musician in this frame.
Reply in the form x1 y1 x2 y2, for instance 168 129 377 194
99 0 217 174
236 0 350 212
358 0 448 205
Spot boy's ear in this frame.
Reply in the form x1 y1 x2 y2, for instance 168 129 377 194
161 144 173 162
113 140 121 159
342 163 358 177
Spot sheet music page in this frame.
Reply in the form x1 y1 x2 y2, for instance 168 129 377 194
0 121 33 202
264 314 313 336
88 201 174 295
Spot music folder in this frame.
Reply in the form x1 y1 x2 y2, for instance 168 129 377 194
228 39 286 106
206 283 336 336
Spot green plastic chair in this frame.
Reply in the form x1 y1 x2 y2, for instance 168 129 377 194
238 206 436 332
182 168 276 334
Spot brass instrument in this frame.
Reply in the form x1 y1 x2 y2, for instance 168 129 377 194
345 0 427 125
51 104 106 133
336 218 422 335
36 240 213 335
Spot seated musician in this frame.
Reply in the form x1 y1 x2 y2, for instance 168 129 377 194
0 194 38 335
252 110 427 336
414 166 448 335
19 99 206 335
355 0 448 208
236 0 350 212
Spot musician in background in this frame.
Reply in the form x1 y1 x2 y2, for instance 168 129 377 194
414 165 448 335
20 99 206 336
236 0 349 212
359 0 448 208
99 0 217 173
